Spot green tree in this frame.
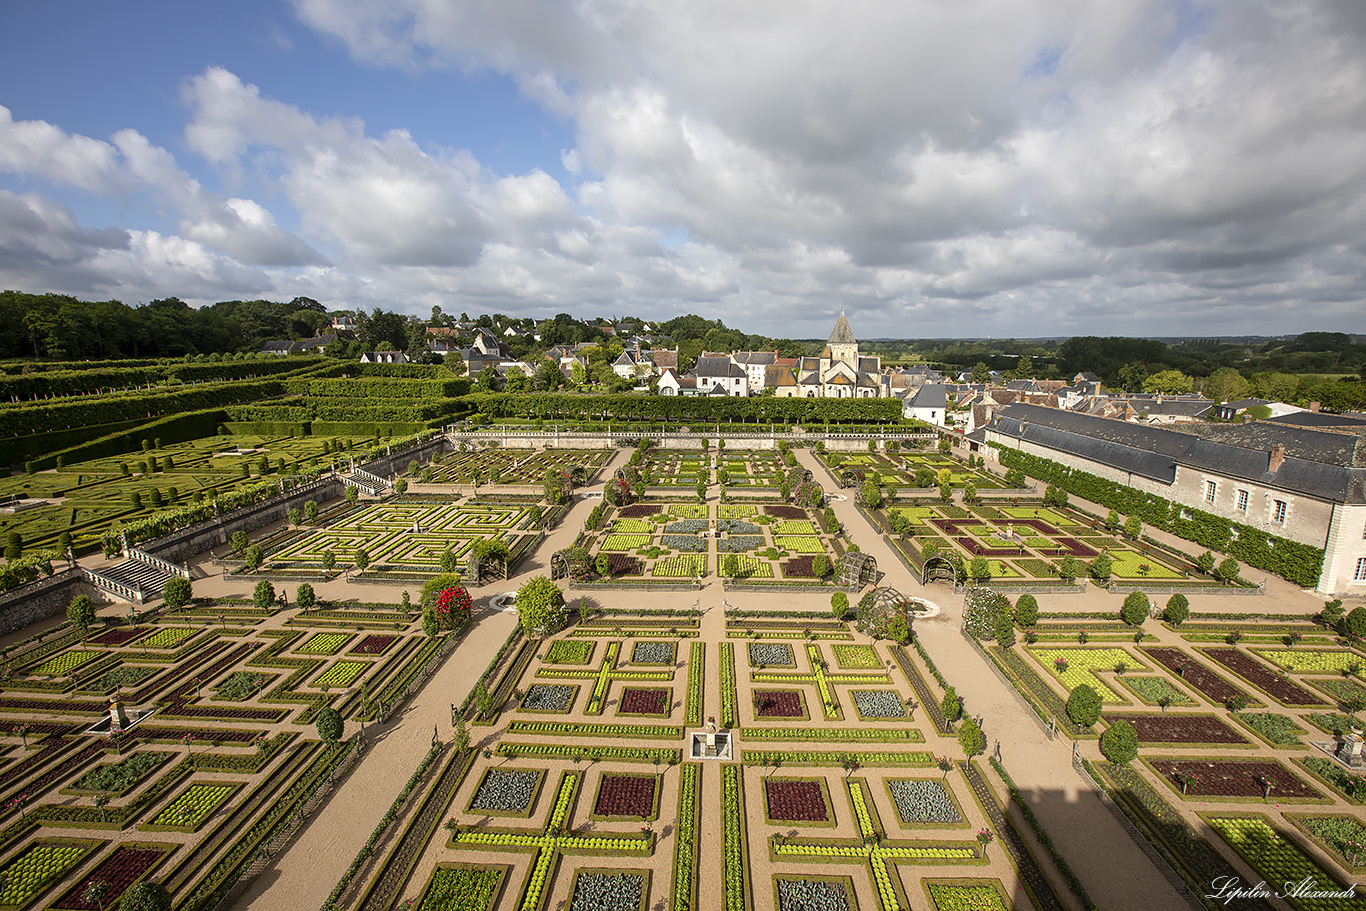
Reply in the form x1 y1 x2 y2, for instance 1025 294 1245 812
253 580 275 610
516 576 567 633
831 591 849 618
1197 551 1217 574
1089 554 1113 583
354 547 370 571
1123 514 1142 539
1216 557 1241 585
67 595 96 637
1014 594 1038 626
1121 591 1149 626
1105 509 1120 531
315 707 343 745
994 612 1016 647
970 556 992 584
858 478 883 509
1345 607 1366 639
422 603 439 639
230 531 248 554
296 583 316 612
1164 594 1190 625
345 485 359 504
1100 720 1138 764
321 549 336 573
162 576 192 609
1202 367 1251 403
937 481 952 502
245 544 264 569
941 686 962 723
1057 555 1079 582
440 549 458 573
1066 684 1102 726
957 717 985 757
394 478 408 495
304 500 320 523
970 362 990 383
118 881 172 911
1142 369 1194 395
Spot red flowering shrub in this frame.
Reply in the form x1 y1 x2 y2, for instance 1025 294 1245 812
435 586 473 628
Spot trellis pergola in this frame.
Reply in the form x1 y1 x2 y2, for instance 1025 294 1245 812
836 552 877 589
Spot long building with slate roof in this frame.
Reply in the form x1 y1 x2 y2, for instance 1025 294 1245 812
982 402 1366 595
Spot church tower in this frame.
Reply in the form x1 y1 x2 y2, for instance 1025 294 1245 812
826 308 859 368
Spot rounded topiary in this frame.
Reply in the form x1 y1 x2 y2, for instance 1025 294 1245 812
1014 594 1038 627
1164 594 1190 625
435 585 473 628
993 613 1016 647
1066 684 1102 726
1100 720 1138 764
516 576 568 634
253 579 275 611
831 591 849 619
1121 591 1149 626
118 881 172 911
957 717 985 758
1345 607 1366 639
162 576 192 609
315 707 343 745
295 583 316 612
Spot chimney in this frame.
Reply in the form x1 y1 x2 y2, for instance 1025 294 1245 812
1309 401 1321 413
1269 443 1286 473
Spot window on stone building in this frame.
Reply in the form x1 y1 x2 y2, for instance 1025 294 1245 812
1236 489 1248 513
1204 480 1217 504
1356 557 1366 582
1273 500 1287 524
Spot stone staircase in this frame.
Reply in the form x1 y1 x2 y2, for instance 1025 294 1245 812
83 552 182 604
342 467 389 496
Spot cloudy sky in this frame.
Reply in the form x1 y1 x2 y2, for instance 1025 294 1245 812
1 0 1363 339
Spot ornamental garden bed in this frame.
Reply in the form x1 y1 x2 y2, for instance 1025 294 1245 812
520 684 579 714
749 641 797 668
546 640 595 665
884 778 966 827
412 863 510 911
754 689 809 720
143 780 241 831
764 778 835 825
1200 648 1327 706
467 767 547 817
1100 713 1250 746
567 868 651 911
850 690 908 720
0 839 102 910
1114 675 1196 707
922 879 1012 911
629 641 675 665
1145 758 1325 802
773 876 856 911
1285 813 1366 874
349 634 398 656
1202 814 1356 910
51 842 175 911
831 644 882 669
1140 646 1254 706
590 773 660 820
1231 712 1308 749
617 687 671 717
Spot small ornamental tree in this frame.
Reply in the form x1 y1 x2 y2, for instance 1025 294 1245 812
941 686 962 724
957 717 985 758
321 549 336 573
422 604 438 639
345 486 359 505
118 881 172 911
1124 515 1142 539
354 547 370 571
1216 557 1241 585
394 478 408 495
1105 509 1120 531
230 531 248 554
831 591 849 619
1121 591 1149 626
1100 720 1138 764
67 595 96 637
288 507 301 526
812 555 831 578
1164 594 1190 625
1197 551 1217 574
516 576 567 634
295 583 316 612
304 500 320 524
1345 607 1366 640
440 548 458 573
595 553 611 577
245 544 264 569
1057 555 1079 582
435 586 473 629
970 556 992 584
857 479 883 509
315 707 343 745
253 580 275 611
1089 554 1113 583
1066 684 1102 726
162 576 192 609
994 613 1016 647
938 481 952 502
1014 594 1038 627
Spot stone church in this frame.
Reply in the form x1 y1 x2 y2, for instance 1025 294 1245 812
767 310 889 397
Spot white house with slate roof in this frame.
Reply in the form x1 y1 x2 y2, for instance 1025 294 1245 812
983 402 1366 596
